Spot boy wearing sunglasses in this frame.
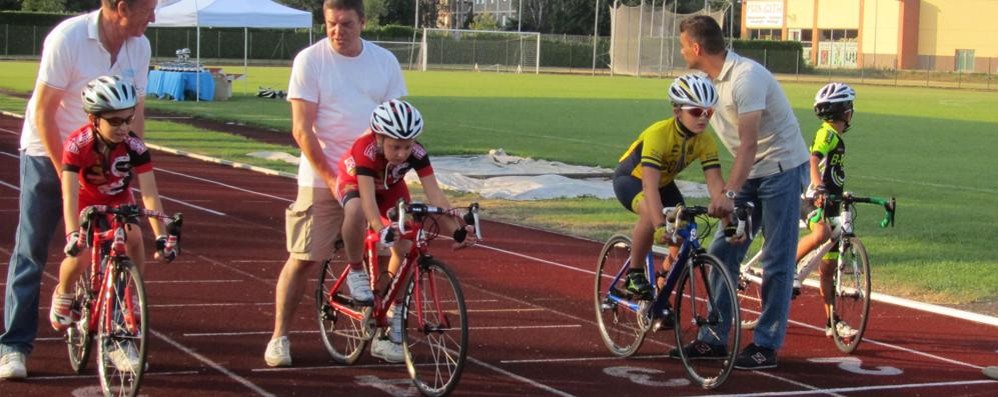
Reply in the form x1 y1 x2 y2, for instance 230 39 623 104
795 82 857 338
48 76 175 351
612 74 726 301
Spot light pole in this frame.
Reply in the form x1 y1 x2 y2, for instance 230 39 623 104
518 0 523 32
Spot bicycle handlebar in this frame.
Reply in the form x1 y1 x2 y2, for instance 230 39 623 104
388 201 483 242
827 192 897 228
77 204 184 254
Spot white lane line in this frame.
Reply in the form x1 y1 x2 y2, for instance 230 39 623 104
35 268 273 396
253 363 405 372
154 167 294 203
151 302 271 308
27 370 201 381
466 355 575 397
710 379 998 397
0 179 18 191
466 308 544 313
1 150 17 158
144 279 243 284
183 324 580 338
129 186 225 216
152 329 275 397
478 241 996 370
501 354 670 364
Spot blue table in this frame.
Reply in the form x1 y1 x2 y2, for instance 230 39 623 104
147 70 214 101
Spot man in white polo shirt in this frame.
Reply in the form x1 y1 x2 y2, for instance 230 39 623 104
264 0 408 367
674 15 809 370
0 0 156 380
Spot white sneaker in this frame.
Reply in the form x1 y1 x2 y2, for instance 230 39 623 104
107 343 141 373
387 306 403 343
346 269 374 302
0 352 27 379
264 336 291 367
370 338 404 363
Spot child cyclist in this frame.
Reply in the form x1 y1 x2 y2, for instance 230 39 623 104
795 82 857 338
335 99 477 363
613 74 726 300
49 76 177 355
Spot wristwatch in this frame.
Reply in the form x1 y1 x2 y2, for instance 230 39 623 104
722 189 737 200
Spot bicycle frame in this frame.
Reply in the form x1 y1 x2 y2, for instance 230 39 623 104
324 202 482 334
605 207 708 321
81 206 174 335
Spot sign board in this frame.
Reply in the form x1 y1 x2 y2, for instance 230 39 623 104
746 0 784 28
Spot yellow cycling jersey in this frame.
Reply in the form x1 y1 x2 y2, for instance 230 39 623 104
616 118 720 187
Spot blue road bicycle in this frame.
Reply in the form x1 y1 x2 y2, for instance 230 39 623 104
594 205 744 389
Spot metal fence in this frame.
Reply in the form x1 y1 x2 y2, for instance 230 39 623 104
1 24 994 90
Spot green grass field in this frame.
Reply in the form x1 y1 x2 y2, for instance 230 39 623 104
1 60 995 308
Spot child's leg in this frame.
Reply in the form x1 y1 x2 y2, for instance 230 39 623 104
124 223 145 273
56 254 91 295
818 258 836 331
629 213 655 273
340 199 367 267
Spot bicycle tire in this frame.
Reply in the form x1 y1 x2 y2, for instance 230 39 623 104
594 234 648 357
97 259 147 397
316 259 368 364
67 265 94 373
402 258 468 397
832 236 871 354
736 262 763 331
674 254 739 389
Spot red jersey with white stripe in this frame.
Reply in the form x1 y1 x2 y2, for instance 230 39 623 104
336 132 434 191
62 125 153 206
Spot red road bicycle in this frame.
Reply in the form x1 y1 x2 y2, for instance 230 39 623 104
316 201 481 396
63 204 182 397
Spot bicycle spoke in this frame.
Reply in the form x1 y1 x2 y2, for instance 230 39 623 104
403 259 467 397
674 255 739 389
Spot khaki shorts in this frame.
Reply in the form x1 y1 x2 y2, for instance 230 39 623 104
286 186 344 261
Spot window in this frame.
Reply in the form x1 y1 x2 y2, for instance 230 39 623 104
956 49 975 72
748 29 783 40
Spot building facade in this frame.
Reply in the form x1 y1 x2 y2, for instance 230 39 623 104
741 0 998 72
438 0 519 30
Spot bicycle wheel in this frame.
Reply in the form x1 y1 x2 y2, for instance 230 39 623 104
832 236 871 354
594 234 648 357
736 260 763 331
402 258 467 397
673 254 739 389
97 259 147 397
316 259 368 364
67 266 94 373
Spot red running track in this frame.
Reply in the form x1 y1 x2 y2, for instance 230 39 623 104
0 113 995 396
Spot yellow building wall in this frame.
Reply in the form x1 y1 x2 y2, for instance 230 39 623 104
861 0 900 55
784 0 814 29
816 0 860 28
918 0 998 57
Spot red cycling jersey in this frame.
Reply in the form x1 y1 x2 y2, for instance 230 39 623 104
62 125 153 209
335 132 434 217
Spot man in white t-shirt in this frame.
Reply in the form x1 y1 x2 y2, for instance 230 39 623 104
673 15 809 371
0 0 156 380
264 0 407 367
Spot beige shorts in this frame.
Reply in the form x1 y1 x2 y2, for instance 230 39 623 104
286 186 344 261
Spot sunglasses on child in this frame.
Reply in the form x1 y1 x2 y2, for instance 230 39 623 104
681 106 714 119
101 114 135 127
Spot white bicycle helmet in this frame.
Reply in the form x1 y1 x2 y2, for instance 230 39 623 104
668 74 718 108
370 99 424 140
82 75 137 115
814 82 855 121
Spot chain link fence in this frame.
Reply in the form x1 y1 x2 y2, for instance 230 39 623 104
1 24 994 90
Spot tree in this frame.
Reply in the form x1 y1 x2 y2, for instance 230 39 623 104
365 0 387 26
65 0 99 12
468 12 497 31
22 0 65 12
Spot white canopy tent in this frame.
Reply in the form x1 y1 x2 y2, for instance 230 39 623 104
152 0 314 98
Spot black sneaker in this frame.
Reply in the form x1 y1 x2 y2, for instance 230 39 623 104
668 340 728 360
624 269 653 300
733 343 778 370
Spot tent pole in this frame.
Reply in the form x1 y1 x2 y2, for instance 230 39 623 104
244 27 248 95
196 25 201 102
